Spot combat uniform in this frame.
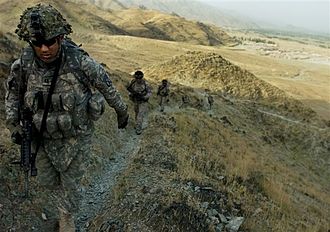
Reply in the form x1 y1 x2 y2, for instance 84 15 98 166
127 71 151 134
5 4 128 230
157 80 170 112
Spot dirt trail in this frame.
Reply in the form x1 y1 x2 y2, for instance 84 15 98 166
257 109 326 130
75 128 141 231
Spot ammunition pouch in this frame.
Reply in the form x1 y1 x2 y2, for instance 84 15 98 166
87 91 105 121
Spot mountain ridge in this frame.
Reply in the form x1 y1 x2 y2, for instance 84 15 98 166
0 1 329 231
0 0 236 46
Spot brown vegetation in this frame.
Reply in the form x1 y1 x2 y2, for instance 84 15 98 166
0 1 329 231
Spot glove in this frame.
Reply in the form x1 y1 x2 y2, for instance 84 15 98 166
6 120 22 145
11 131 22 145
117 113 129 129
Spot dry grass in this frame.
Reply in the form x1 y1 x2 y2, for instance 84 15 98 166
0 1 329 231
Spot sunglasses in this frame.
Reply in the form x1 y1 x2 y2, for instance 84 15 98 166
31 37 57 47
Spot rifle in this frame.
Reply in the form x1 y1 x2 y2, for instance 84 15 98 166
19 107 37 198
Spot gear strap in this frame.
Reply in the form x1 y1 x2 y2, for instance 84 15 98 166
30 53 62 176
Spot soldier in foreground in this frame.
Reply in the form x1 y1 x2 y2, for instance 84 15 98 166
5 4 128 231
157 79 170 112
127 71 152 135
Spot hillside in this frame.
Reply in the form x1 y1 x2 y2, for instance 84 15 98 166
0 0 329 232
70 0 259 29
0 0 236 46
111 8 235 46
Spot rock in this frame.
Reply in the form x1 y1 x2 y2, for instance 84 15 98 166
201 202 209 210
216 223 224 232
219 214 228 223
210 216 220 224
225 217 244 232
41 213 47 221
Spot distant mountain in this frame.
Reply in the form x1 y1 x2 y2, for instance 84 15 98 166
70 0 260 29
111 8 236 46
0 0 236 46
69 0 127 10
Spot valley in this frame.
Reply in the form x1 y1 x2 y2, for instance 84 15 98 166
0 0 329 231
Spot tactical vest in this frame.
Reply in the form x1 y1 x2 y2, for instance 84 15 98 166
21 40 105 139
127 79 148 96
158 85 169 96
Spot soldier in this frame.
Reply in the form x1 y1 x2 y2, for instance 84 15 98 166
205 89 214 110
5 4 128 231
179 95 190 109
127 70 151 135
156 79 170 112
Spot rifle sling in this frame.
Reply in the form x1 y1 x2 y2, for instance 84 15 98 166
31 54 62 172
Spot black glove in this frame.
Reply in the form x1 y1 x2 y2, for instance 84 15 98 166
6 120 22 145
11 131 22 145
117 113 129 129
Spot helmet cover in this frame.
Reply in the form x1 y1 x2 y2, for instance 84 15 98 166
15 4 72 41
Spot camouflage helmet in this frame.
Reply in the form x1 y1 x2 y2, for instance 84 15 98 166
134 70 144 79
15 4 72 41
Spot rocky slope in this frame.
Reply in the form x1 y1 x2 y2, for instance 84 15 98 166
0 1 329 232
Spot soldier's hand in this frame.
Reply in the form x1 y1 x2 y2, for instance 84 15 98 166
11 131 22 145
6 119 22 145
117 113 129 129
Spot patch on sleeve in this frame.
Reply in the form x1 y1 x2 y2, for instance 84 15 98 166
103 75 112 87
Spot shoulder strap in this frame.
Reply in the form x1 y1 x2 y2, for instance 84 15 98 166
63 40 91 89
30 54 62 176
127 79 136 92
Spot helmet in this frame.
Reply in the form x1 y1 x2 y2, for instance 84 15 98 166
15 4 72 42
162 79 168 84
134 71 144 79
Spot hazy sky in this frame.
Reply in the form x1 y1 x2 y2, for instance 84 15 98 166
199 0 330 34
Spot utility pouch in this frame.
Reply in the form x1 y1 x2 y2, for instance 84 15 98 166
87 91 105 121
57 113 75 138
46 114 62 139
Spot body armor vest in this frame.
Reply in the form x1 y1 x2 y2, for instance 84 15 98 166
21 40 104 139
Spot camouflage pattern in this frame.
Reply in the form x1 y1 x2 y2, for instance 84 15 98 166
204 90 214 110
36 135 91 212
16 4 72 41
127 79 152 103
133 101 148 134
5 39 127 185
179 95 190 108
157 81 170 112
6 40 127 138
127 78 151 134
5 5 128 230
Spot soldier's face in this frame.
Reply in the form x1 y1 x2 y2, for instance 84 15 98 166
32 37 62 63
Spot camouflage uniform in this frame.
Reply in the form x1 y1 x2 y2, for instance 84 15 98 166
127 71 151 134
205 89 214 110
5 4 128 229
180 95 190 108
157 79 170 112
